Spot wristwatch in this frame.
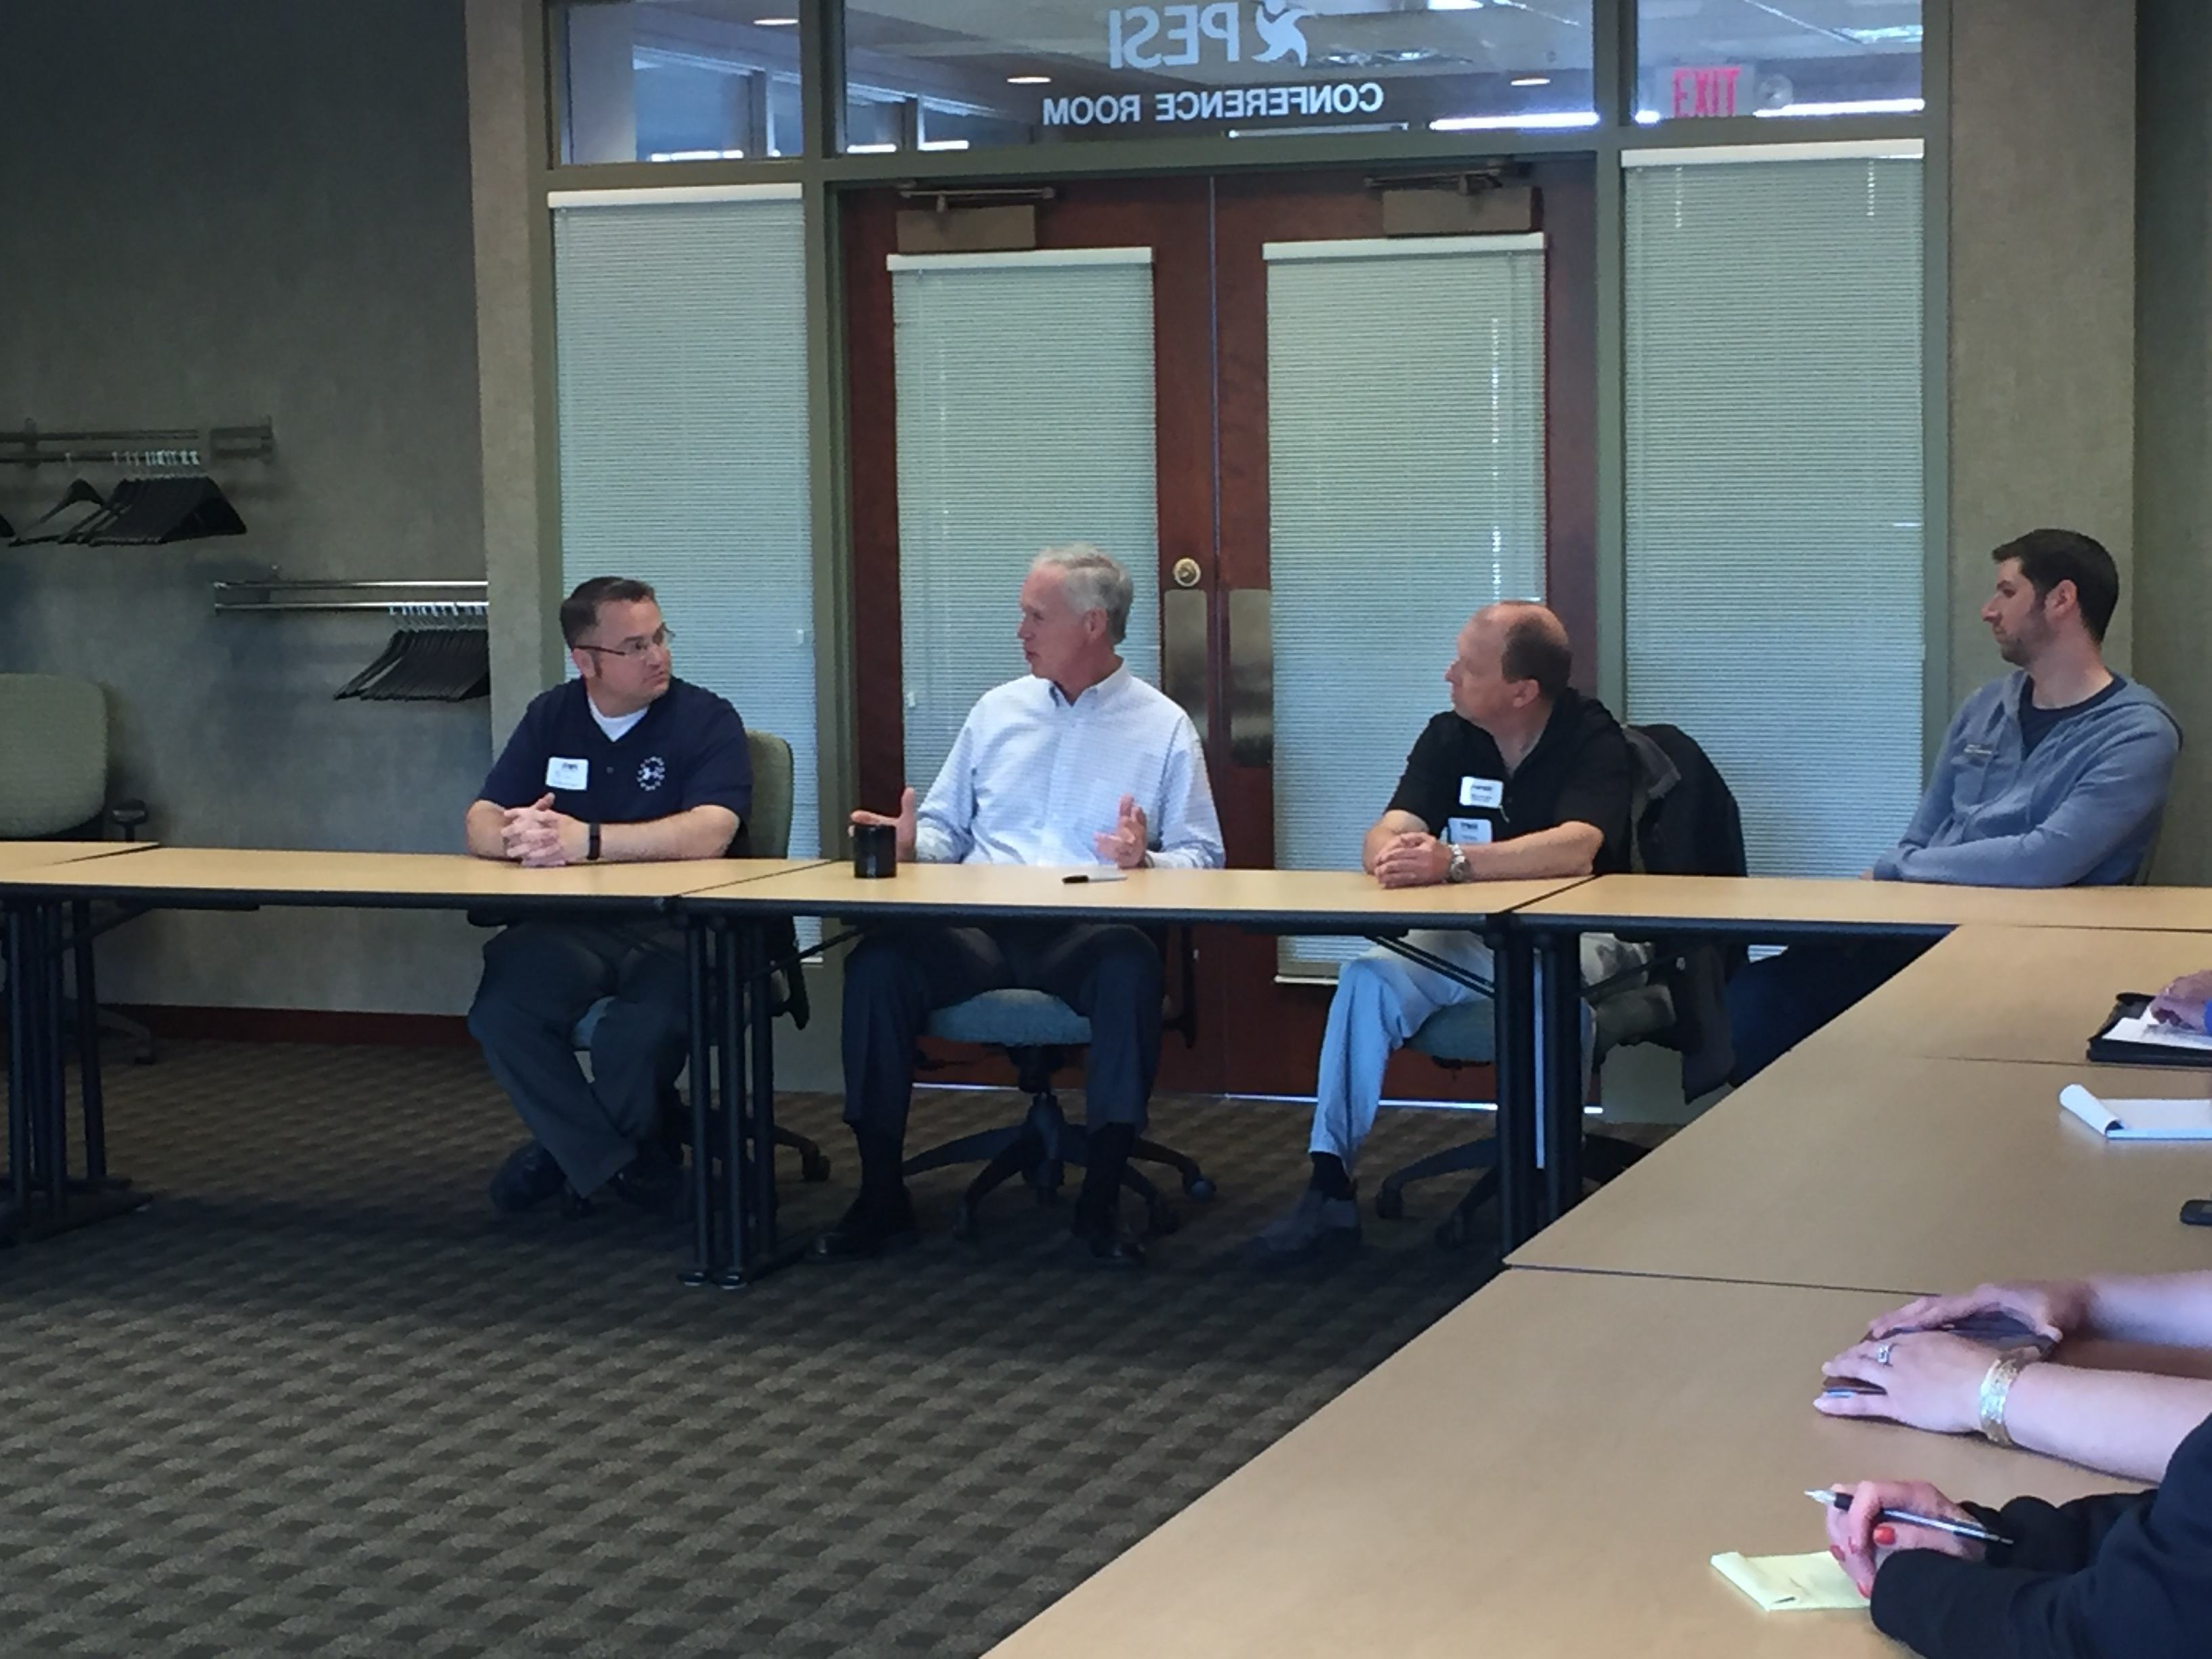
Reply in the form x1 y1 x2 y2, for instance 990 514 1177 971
586 821 602 862
1446 843 1470 884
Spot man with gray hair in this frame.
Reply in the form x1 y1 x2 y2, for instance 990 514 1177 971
813 544 1225 1270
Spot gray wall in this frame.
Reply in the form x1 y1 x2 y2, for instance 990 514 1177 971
2135 0 2212 884
1946 0 2139 700
0 0 491 1014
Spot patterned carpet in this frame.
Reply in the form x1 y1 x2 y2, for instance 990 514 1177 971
0 1039 1519 1658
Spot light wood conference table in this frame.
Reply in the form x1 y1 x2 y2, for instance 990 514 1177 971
0 847 828 1274
681 863 1597 1270
1794 923 2212 1069
1509 1049 2212 1294
1505 876 2212 1228
0 840 159 874
985 1269 2139 1659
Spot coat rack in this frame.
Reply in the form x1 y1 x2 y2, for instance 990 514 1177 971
0 418 277 470
213 579 491 703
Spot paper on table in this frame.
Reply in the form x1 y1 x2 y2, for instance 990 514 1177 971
1710 1551 1867 1612
2060 1084 2212 1141
2106 1012 2212 1052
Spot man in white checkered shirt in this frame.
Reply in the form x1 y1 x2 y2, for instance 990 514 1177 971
811 545 1224 1271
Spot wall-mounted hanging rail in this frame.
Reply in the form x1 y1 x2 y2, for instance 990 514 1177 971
1 418 277 469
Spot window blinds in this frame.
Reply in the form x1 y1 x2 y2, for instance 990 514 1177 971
890 249 1161 794
552 189 821 869
1266 236 1548 968
1624 152 1926 876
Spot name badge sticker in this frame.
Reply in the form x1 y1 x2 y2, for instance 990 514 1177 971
546 756 590 791
1447 817 1494 846
1458 775 1504 810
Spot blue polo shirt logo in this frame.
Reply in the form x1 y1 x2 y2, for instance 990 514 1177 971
637 756 667 791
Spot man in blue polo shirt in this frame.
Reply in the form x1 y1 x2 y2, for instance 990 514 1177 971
464 576 752 1217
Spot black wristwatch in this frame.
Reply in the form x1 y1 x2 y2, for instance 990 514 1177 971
586 822 602 862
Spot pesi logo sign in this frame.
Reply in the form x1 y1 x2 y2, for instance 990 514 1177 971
1107 3 1312 71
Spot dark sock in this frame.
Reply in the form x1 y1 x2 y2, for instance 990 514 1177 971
1077 1122 1136 1226
855 1130 907 1204
1310 1153 1353 1200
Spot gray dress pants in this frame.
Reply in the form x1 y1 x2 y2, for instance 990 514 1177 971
467 918 690 1193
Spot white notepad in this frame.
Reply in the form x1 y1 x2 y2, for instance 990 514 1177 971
2060 1083 2212 1141
2104 1012 2212 1053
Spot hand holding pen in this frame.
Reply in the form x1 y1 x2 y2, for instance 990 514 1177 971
1812 1481 2000 1598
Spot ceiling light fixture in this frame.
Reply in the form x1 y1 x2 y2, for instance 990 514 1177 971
1510 76 1551 87
753 16 798 25
1007 74 1053 85
1430 110 1598 131
1754 96 1926 119
848 142 899 153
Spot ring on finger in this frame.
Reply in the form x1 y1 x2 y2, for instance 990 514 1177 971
1875 1343 1893 1366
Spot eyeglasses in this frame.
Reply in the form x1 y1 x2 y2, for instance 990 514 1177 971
577 626 674 659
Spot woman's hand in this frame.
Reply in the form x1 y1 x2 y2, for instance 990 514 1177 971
2148 968 2212 1030
1867 1279 2090 1347
1823 1480 1985 1598
1816 1332 1996 1434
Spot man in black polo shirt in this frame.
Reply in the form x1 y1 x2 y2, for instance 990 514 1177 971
464 576 752 1217
1249 601 1637 1266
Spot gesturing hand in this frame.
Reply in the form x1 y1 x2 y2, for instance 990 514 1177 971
1373 832 1450 889
1822 1480 1986 1599
1092 794 1150 869
850 785 918 863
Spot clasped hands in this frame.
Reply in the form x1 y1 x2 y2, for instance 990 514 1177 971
500 793 588 868
1372 830 1452 889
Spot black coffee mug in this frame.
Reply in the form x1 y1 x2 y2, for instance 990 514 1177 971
852 821 898 879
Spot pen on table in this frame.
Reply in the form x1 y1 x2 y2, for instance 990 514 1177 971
1804 1490 2011 1547
1061 872 1126 884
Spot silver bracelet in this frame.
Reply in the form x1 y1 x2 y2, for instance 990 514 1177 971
1978 1352 2035 1448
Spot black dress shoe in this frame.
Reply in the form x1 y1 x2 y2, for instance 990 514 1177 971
609 1143 684 1218
1070 1215 1147 1271
489 1141 567 1214
808 1189 920 1263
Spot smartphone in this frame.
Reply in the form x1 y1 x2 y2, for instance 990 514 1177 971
1821 1376 1887 1397
2182 1197 2212 1228
1940 1311 2056 1353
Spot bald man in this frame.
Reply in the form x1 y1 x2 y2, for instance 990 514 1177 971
1250 603 1641 1266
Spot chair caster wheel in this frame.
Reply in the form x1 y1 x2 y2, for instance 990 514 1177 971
1184 1174 1216 1200
1433 1210 1470 1250
1147 1204 1180 1237
953 1202 981 1242
1374 1187 1406 1221
800 1153 832 1183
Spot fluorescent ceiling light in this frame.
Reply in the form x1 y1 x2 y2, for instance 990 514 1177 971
752 16 798 24
1431 110 1598 131
848 142 899 153
1429 0 1484 9
1633 109 1662 125
919 138 971 150
1755 97 1926 119
649 148 745 161
1007 74 1052 85
1510 76 1551 87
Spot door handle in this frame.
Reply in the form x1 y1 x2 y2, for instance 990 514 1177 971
1226 588 1271 766
1162 587 1209 731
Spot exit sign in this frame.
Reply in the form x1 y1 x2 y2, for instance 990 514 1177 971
1671 64 1743 119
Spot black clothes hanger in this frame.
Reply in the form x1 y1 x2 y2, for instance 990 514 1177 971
9 477 107 545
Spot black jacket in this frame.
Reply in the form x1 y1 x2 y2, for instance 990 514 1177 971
1870 1410 2212 1658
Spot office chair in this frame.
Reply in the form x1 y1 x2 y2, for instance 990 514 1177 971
0 673 155 1063
1375 722 1744 1246
903 926 1214 1240
571 729 829 1189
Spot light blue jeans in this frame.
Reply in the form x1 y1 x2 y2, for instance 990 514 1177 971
1307 930 1638 1170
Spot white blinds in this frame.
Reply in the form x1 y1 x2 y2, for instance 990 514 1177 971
890 249 1160 792
1267 236 1548 968
551 190 819 867
1624 153 1925 876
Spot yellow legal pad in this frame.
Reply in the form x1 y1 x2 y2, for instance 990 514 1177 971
1710 1551 1869 1612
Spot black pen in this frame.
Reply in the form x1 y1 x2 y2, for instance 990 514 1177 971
1804 1490 2011 1547
1061 872 1128 884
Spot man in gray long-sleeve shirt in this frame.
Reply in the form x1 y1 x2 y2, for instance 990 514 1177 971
1729 529 2182 1082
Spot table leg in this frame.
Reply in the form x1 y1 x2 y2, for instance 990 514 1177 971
680 916 716 1288
743 920 777 1274
37 903 68 1218
1489 920 1539 1251
72 899 108 1189
1536 929 1584 1225
5 901 29 1242
716 921 750 1290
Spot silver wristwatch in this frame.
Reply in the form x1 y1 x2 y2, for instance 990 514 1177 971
1446 843 1471 884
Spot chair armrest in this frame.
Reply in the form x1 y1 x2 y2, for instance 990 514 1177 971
106 798 148 840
